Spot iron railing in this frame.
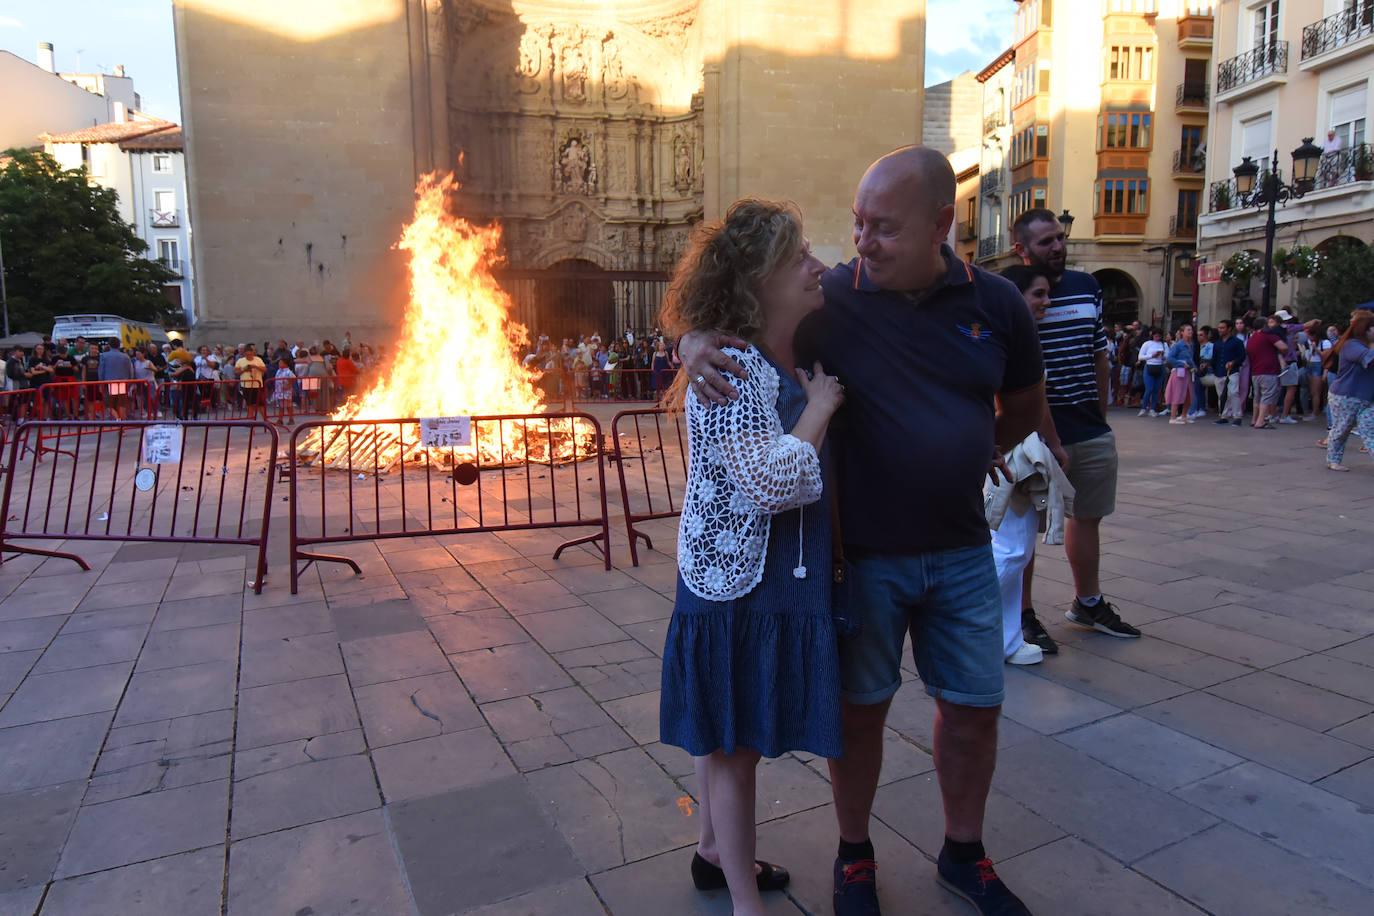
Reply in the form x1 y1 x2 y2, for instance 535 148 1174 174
1173 149 1205 173
1314 143 1374 189
1175 82 1209 108
958 219 978 240
983 112 1005 134
149 208 179 228
1216 41 1288 92
1208 178 1237 212
977 237 1000 259
1301 2 1374 59
980 172 1003 196
1168 214 1198 237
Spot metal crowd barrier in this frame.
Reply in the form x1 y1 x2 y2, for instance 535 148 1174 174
0 420 278 592
0 390 37 429
34 379 157 422
610 407 687 566
564 367 678 404
157 375 345 422
287 412 612 593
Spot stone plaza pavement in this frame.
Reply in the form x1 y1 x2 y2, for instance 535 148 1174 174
0 406 1372 916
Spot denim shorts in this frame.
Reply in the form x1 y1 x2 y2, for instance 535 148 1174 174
838 544 1004 708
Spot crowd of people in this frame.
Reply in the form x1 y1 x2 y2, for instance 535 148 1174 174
2 335 387 426
1105 308 1373 470
520 329 680 400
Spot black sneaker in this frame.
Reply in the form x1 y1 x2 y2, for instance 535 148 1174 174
1020 608 1058 655
936 850 1031 915
834 856 881 915
1213 418 1230 425
1065 598 1140 638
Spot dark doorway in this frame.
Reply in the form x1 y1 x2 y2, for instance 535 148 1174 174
496 260 670 344
1093 268 1142 327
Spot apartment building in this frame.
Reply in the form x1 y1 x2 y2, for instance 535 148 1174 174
976 1 1215 327
1196 0 1373 324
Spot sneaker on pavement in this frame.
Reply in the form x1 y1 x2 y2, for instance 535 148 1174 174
1148 409 1159 417
1005 643 1043 665
1279 416 1298 424
1065 597 1141 638
1020 608 1059 654
1168 417 1185 424
1137 409 1147 416
936 851 1031 916
1213 418 1230 425
1231 420 1242 427
834 856 881 916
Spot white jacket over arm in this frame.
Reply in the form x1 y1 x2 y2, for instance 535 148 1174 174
678 346 823 601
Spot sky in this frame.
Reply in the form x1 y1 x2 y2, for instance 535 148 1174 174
0 0 1012 122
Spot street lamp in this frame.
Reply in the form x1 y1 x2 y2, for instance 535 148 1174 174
1058 209 1074 238
1231 138 1325 315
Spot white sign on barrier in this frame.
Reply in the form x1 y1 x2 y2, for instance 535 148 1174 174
419 416 473 448
141 424 184 464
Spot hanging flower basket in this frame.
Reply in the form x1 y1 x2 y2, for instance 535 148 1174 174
1220 251 1259 284
1274 245 1322 281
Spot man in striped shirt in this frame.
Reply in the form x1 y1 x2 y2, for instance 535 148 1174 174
1013 208 1141 645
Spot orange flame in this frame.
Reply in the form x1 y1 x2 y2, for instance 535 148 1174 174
341 172 544 421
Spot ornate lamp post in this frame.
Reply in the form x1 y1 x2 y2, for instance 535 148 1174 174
1231 137 1324 315
1057 209 1074 238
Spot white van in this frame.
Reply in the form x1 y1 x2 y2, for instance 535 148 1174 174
51 315 173 350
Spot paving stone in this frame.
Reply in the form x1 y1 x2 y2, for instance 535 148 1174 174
0 781 85 893
1019 644 1191 709
993 835 1204 915
1315 756 1374 807
1137 691 1370 782
1205 670 1372 731
1142 615 1309 667
57 603 157 635
75 577 169 612
643 740 695 779
329 597 427 641
239 631 343 687
56 778 228 878
1057 712 1243 790
113 661 237 727
0 649 39 701
231 752 379 839
0 660 132 727
0 886 43 916
547 565 639 595
1325 633 1374 668
40 846 224 916
1072 634 1252 688
29 624 148 675
1135 822 1373 916
135 621 239 672
460 878 606 916
428 606 527 654
678 752 834 826
591 846 804 915
239 601 332 641
621 618 669 657
556 640 664 702
992 736 1217 862
390 774 582 915
585 585 675 626
340 630 450 687
519 605 626 653
227 809 411 916
1328 712 1374 749
601 689 662 745
451 641 572 702
0 712 113 795
487 579 585 615
1175 762 1374 889
1190 603 1361 652
236 674 359 750
172 569 247 600
872 772 1063 861
526 747 700 873
112 542 183 563
372 726 515 803
353 671 484 747
0 617 64 653
999 667 1121 734
84 748 231 806
232 730 367 780
411 586 501 617
1270 652 1374 704
150 593 241 632
882 678 1038 752
379 545 458 575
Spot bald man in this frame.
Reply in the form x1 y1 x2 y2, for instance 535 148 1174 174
680 146 1042 915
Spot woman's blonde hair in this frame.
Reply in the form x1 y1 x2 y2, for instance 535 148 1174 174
657 198 804 407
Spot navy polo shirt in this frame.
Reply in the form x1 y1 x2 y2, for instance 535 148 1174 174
797 246 1044 554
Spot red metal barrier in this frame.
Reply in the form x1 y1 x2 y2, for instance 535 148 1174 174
159 375 347 422
0 420 278 592
35 380 157 421
0 390 37 429
287 413 612 593
610 407 687 566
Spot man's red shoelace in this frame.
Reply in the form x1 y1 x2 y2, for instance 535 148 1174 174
841 859 877 886
975 857 1000 888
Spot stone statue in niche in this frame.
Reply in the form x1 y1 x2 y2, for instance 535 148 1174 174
601 34 630 100
557 136 597 195
517 29 542 78
561 38 589 102
673 135 693 191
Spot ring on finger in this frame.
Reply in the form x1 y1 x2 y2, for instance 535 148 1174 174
694 374 706 386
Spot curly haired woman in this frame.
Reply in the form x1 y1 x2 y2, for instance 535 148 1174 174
658 199 845 916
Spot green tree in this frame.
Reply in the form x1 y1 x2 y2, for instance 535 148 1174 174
1300 239 1374 327
0 149 180 334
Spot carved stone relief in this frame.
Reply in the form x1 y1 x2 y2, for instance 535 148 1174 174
555 132 597 196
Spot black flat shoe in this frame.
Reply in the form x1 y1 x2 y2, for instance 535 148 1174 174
691 851 790 892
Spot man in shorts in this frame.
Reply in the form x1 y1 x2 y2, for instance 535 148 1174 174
234 344 269 423
1013 208 1141 648
682 146 1045 915
1245 315 1288 429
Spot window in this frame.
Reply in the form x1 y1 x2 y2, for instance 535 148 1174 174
1240 113 1272 172
1106 0 1158 11
1176 189 1199 231
154 189 176 212
157 239 179 264
1096 178 1150 214
1106 44 1155 81
1036 124 1049 157
1100 113 1153 148
1180 125 1204 167
1033 187 1047 208
152 154 172 173
1329 84 1368 150
1252 0 1280 51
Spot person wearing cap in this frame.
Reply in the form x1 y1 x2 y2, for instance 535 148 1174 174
1272 310 1305 424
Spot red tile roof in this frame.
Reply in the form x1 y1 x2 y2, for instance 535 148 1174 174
41 118 177 145
119 126 183 151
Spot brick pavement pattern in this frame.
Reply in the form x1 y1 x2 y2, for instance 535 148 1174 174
0 410 1371 914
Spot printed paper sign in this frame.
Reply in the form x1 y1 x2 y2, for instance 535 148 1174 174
419 416 472 448
141 425 184 465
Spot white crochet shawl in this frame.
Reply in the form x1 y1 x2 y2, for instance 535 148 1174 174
678 346 824 601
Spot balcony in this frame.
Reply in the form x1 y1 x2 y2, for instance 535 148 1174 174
983 112 1005 134
1177 6 1214 49
1216 42 1288 102
1314 144 1374 190
977 237 1000 260
1208 178 1237 213
1172 149 1205 177
150 208 179 228
958 219 978 241
157 258 184 276
1175 82 1209 112
1168 215 1198 238
1301 2 1374 69
980 172 1003 197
